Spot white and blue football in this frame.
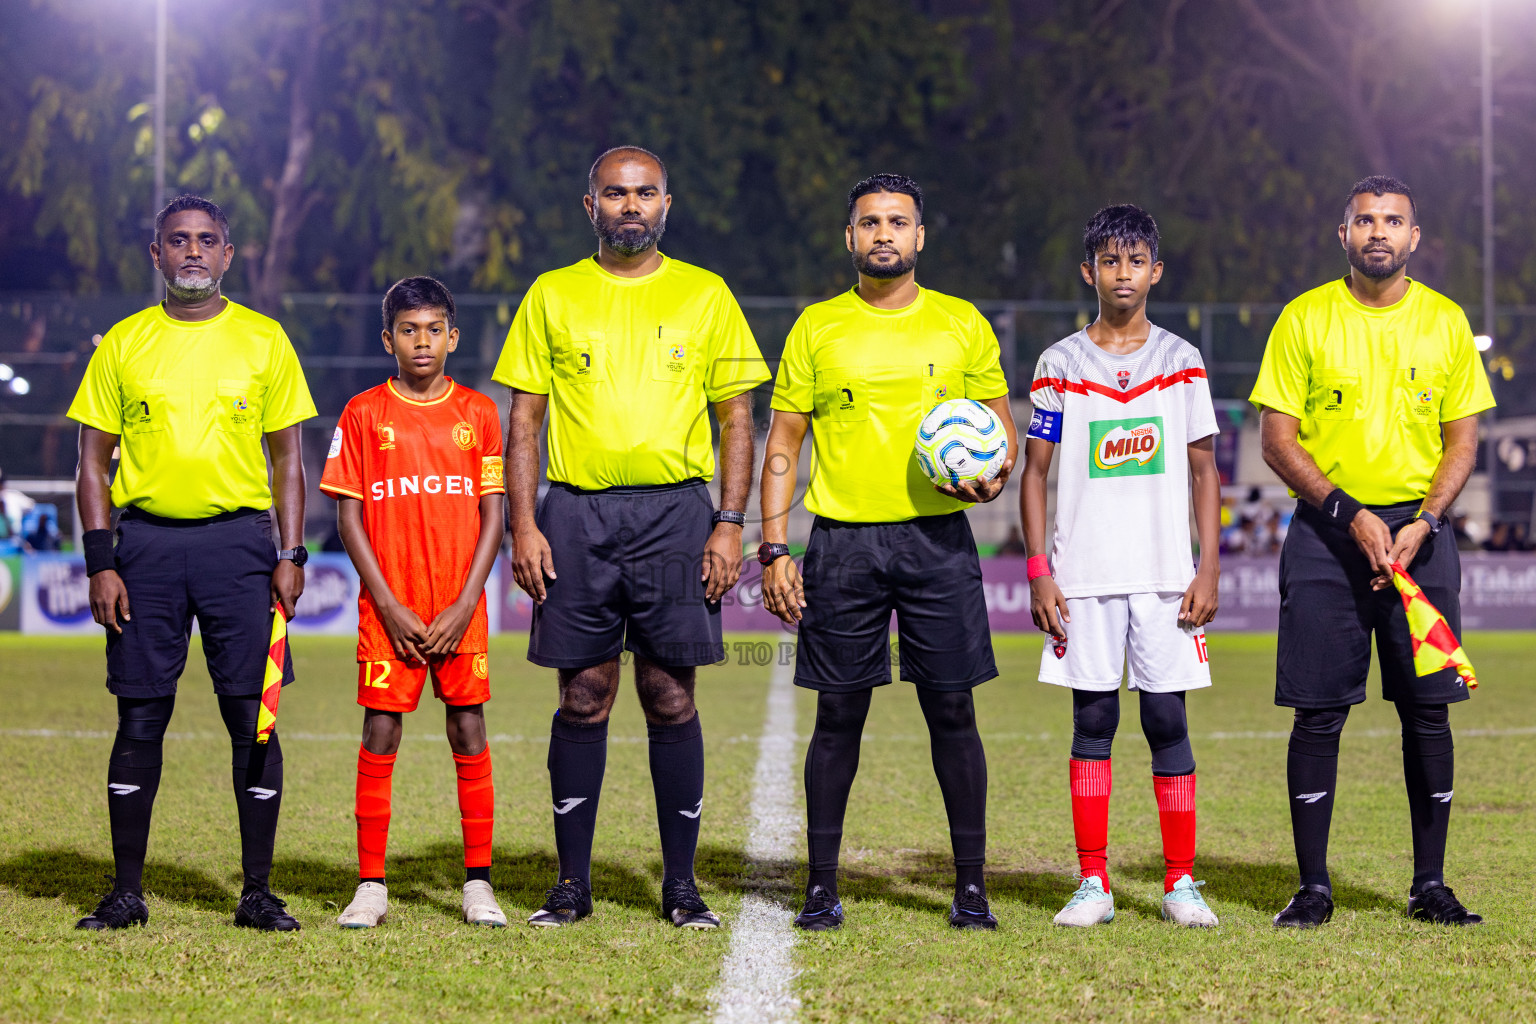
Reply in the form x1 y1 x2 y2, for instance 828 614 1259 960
914 398 1007 487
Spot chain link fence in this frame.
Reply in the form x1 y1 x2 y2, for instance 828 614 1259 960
3 291 1533 536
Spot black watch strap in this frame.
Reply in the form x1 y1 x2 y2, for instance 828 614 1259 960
1414 510 1442 536
713 510 746 527
277 545 309 567
757 542 791 566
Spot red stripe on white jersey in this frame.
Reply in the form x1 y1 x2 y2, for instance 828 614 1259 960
1031 367 1208 404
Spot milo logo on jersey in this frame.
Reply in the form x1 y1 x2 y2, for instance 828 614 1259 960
1089 416 1165 478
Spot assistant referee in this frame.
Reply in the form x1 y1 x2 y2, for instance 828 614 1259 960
496 146 770 931
68 195 316 932
761 173 1018 933
1251 176 1495 928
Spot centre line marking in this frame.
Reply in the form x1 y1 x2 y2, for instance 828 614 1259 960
711 654 800 1024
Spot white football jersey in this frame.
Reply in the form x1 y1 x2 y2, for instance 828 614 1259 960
1027 325 1219 598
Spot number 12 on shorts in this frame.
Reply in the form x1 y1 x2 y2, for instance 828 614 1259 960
1193 633 1209 664
363 661 392 688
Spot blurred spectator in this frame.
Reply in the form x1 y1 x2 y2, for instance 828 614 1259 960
1262 507 1286 554
996 524 1028 556
1481 521 1532 552
1 465 36 539
1221 515 1266 555
22 502 62 552
1452 514 1478 552
1240 486 1266 525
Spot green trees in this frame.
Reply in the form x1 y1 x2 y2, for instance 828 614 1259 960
2 0 1531 310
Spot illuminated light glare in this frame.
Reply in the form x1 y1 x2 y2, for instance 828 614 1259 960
10 376 30 395
0 363 12 380
1474 334 1494 352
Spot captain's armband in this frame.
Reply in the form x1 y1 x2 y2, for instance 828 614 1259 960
1026 407 1061 443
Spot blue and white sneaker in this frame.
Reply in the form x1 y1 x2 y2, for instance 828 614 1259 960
793 885 844 931
1054 875 1115 927
1161 874 1218 927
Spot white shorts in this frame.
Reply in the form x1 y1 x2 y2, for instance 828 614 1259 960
1038 592 1212 693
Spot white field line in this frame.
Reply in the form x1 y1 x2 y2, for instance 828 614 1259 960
710 655 800 1024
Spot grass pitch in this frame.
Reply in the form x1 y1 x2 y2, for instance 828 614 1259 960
1 631 1533 1023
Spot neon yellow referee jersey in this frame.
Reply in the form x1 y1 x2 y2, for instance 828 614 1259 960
493 254 771 490
772 286 1009 523
67 301 317 519
1249 278 1495 505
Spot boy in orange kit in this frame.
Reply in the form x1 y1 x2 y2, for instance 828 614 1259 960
320 276 507 928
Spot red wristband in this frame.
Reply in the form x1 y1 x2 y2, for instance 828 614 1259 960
1026 554 1051 581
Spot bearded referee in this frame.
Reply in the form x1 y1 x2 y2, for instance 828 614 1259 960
761 173 1018 931
68 196 316 932
1251 176 1495 928
496 146 770 930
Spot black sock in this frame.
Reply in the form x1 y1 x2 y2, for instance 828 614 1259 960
804 689 872 895
1397 702 1455 893
1140 691 1195 777
465 866 491 884
1287 707 1349 891
648 712 704 881
548 713 607 885
221 695 283 892
916 687 989 895
107 696 174 895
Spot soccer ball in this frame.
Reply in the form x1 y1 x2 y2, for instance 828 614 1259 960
914 399 1007 487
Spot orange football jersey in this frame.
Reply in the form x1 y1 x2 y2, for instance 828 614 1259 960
320 378 504 661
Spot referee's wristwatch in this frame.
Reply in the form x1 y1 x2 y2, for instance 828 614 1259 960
757 542 791 566
1412 510 1442 537
277 545 309 568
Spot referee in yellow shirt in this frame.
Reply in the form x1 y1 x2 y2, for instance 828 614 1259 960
761 173 1018 932
1251 176 1495 929
495 146 770 930
67 196 317 933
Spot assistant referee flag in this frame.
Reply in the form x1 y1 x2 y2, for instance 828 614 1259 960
257 608 288 744
1391 562 1477 691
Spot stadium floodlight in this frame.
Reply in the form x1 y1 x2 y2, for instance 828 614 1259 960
1474 335 1494 352
0 363 12 381
9 376 30 395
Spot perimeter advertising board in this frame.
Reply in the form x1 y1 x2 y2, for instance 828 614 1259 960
0 555 20 631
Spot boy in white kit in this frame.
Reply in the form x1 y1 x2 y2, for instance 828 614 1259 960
1019 205 1223 928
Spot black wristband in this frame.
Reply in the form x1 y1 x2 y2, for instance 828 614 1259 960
83 529 116 576
712 510 746 527
1319 488 1364 527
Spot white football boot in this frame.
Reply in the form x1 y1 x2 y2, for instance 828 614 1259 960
337 881 388 928
1161 874 1219 927
1053 875 1115 927
463 879 508 927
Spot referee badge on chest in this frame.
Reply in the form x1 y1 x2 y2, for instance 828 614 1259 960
557 330 606 384
653 327 695 383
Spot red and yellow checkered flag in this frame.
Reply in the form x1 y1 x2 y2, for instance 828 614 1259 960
1390 561 1477 691
257 607 288 743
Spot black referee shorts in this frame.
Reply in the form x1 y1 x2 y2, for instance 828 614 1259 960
794 512 997 693
528 480 724 670
106 508 294 698
1276 499 1468 709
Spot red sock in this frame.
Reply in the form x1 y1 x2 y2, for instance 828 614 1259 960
1154 772 1197 892
1069 758 1112 890
454 748 494 870
356 746 395 880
